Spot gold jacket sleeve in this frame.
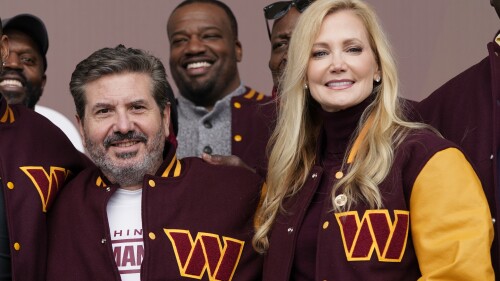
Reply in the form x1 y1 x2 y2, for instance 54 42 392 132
410 147 495 280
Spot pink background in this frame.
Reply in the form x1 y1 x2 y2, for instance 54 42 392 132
3 0 499 125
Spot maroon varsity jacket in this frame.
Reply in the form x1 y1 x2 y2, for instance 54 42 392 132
262 127 493 280
46 142 264 281
0 98 90 281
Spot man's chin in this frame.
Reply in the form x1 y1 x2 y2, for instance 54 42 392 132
110 157 143 168
1 90 27 105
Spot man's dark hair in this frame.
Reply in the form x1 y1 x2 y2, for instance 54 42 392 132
173 0 239 39
70 44 178 134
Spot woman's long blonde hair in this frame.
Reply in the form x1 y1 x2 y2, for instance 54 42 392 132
253 0 429 253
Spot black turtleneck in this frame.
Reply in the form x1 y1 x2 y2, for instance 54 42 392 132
291 95 374 281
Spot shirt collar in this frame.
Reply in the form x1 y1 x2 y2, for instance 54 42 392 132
178 84 246 113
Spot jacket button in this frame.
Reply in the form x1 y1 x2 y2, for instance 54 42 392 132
323 221 329 229
234 135 242 142
203 146 213 154
149 232 156 240
491 154 494 160
148 180 156 188
101 239 107 244
335 171 343 179
493 218 496 224
312 173 318 179
6 182 14 189
203 121 212 129
287 227 294 234
233 102 241 109
334 194 347 207
13 242 20 251
106 187 111 192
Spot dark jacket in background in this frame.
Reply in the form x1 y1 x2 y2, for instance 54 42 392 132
416 36 500 275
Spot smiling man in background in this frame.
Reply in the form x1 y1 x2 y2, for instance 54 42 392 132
167 0 274 170
0 14 83 151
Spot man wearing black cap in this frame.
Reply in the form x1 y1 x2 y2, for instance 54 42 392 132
0 16 89 281
0 13 83 151
0 14 47 109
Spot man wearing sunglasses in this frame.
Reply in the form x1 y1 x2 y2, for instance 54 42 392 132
264 0 315 95
167 0 274 170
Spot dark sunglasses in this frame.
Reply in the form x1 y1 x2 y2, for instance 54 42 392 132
263 0 314 39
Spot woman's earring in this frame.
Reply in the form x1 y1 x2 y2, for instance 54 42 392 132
374 75 381 83
304 83 309 90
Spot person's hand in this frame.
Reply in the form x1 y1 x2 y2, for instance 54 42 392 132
201 153 256 173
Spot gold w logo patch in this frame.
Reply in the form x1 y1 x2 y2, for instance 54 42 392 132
335 210 409 262
164 229 244 281
20 166 72 213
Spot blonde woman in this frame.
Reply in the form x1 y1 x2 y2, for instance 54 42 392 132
253 0 495 279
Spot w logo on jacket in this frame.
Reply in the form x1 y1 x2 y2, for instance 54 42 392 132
20 166 72 212
165 229 244 281
335 210 409 262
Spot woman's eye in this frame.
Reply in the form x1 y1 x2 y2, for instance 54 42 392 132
347 47 362 53
312 50 328 58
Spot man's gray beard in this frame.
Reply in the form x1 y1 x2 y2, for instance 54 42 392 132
84 129 165 187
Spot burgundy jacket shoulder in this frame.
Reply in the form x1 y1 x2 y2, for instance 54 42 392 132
231 86 277 170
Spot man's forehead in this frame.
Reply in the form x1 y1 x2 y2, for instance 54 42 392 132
84 73 154 100
169 3 231 31
5 29 43 55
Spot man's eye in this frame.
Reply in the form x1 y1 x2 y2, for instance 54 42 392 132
203 33 221 40
272 41 288 51
132 105 145 110
171 37 187 45
96 108 110 115
21 57 35 65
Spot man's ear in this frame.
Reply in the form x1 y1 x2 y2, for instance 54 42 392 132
40 74 47 95
76 115 86 148
235 40 242 62
162 104 171 138
0 35 9 69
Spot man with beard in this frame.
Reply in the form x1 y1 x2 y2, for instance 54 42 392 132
0 19 89 280
167 0 275 170
0 14 83 151
46 45 264 281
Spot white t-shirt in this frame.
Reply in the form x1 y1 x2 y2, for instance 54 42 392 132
106 188 143 281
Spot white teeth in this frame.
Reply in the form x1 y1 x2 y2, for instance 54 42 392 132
187 61 211 69
115 141 137 147
0 79 22 87
327 81 353 87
